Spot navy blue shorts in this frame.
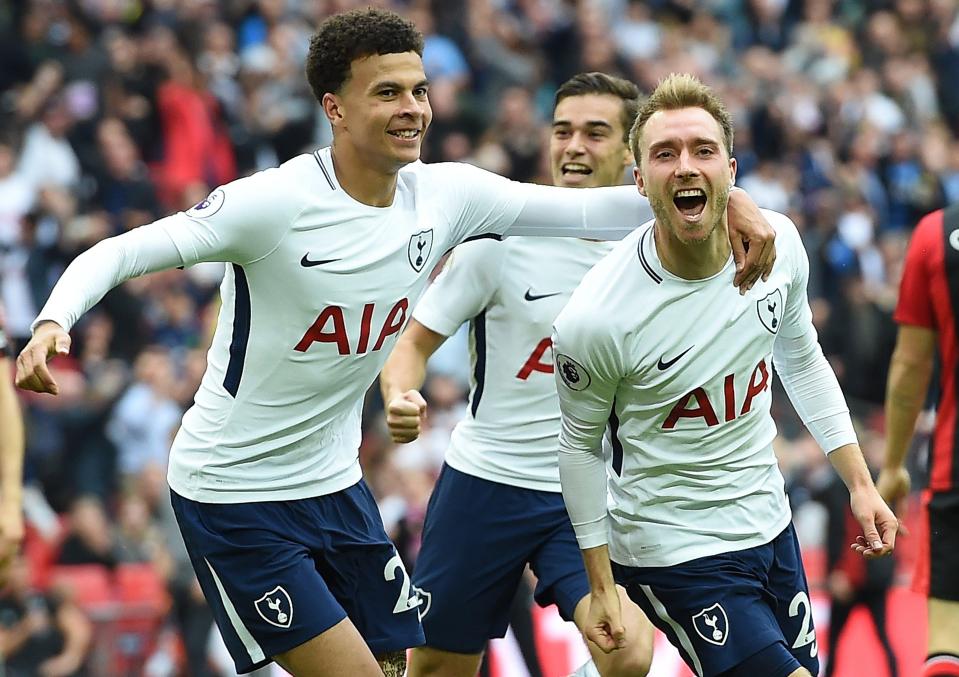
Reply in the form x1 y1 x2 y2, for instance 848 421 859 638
412 464 589 653
170 481 425 674
613 524 819 677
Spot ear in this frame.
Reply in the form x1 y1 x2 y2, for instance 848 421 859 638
729 157 737 188
633 165 647 197
322 92 344 128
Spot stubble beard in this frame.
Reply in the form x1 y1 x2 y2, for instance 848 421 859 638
650 183 731 245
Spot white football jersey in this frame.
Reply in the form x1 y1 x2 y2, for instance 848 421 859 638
34 148 651 503
553 210 856 567
413 236 619 491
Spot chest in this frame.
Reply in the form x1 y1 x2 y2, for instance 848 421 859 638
627 273 790 403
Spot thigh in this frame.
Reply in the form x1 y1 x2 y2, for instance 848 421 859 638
274 617 383 677
767 524 820 675
412 465 543 653
613 546 787 677
407 645 484 677
528 495 591 622
312 480 426 657
171 490 347 675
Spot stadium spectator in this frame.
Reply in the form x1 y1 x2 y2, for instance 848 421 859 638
0 554 92 677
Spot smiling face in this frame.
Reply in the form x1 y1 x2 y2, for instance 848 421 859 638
550 93 632 188
324 51 432 173
634 106 736 244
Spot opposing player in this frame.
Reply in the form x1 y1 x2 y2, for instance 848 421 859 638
0 304 24 583
381 72 655 677
553 73 897 677
878 204 959 677
13 9 775 676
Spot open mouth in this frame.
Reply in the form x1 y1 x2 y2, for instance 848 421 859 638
388 129 421 141
561 162 592 176
673 188 707 219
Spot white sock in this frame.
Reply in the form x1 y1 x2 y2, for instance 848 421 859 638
570 659 601 677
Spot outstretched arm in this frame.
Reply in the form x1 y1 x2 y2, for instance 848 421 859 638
447 164 775 290
17 174 292 395
15 222 186 394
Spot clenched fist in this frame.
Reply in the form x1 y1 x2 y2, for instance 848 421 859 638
385 389 427 443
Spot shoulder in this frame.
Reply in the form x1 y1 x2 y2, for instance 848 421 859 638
554 271 622 346
762 208 801 243
433 236 508 287
451 234 507 261
757 208 806 271
910 208 946 250
401 160 511 193
184 155 320 223
915 208 946 236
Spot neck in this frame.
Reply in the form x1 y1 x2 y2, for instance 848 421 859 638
330 140 399 208
653 218 731 280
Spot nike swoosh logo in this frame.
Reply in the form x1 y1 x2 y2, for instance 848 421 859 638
301 254 339 267
657 345 694 370
524 289 562 302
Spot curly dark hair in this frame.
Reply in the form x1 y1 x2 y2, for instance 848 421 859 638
305 8 424 102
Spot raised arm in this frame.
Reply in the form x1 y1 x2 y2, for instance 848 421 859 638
442 162 775 290
510 183 776 283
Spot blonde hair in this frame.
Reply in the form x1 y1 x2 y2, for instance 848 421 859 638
628 73 733 166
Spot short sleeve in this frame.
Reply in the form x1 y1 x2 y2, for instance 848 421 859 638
413 239 506 336
894 212 939 329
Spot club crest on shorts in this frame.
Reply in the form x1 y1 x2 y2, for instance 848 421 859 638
555 353 591 391
692 603 729 646
254 586 293 629
756 288 784 334
411 585 431 621
186 188 226 218
408 229 434 272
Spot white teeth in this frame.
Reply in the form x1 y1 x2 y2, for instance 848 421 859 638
675 189 705 197
390 130 419 139
563 163 591 173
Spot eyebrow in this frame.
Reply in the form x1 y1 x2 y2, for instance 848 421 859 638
372 79 431 91
648 137 720 152
551 120 615 130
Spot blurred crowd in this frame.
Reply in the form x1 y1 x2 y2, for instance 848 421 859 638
0 0 956 673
